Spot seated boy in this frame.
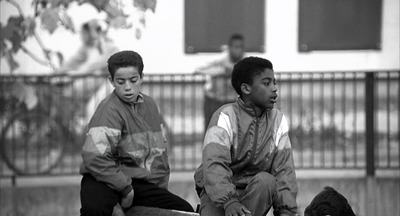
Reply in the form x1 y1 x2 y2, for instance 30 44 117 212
194 57 298 216
304 186 355 216
80 50 194 215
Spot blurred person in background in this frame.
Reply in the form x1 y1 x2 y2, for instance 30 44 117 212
59 19 119 76
58 20 119 101
195 34 245 130
57 20 119 123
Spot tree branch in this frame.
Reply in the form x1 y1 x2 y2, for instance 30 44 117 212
6 0 57 70
21 45 49 66
6 0 25 16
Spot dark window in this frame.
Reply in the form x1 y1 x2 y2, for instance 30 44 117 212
184 0 265 53
298 0 382 52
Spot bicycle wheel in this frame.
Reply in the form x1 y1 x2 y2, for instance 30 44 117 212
0 112 66 175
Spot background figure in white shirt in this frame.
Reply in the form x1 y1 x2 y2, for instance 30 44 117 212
195 34 245 130
58 20 119 101
57 20 119 123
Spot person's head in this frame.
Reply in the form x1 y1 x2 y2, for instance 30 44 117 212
107 51 144 103
304 186 356 216
231 57 277 110
228 34 245 63
80 21 102 46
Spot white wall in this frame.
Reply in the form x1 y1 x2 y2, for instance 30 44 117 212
1 0 399 74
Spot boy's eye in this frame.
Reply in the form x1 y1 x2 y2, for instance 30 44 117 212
131 79 138 83
264 82 270 86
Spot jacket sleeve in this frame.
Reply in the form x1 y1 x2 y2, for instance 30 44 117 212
81 109 132 197
202 112 240 209
271 115 298 215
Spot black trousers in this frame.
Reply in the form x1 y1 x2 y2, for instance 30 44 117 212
80 174 194 216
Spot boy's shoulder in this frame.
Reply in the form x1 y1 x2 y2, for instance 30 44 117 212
213 102 238 118
141 93 157 105
88 92 124 129
270 108 287 121
208 102 238 129
95 92 122 113
140 93 160 112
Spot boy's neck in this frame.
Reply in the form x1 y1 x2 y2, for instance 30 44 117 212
240 96 265 118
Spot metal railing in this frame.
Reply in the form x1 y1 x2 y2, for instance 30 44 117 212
0 71 399 177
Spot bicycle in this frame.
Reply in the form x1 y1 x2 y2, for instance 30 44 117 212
0 74 174 175
0 75 99 175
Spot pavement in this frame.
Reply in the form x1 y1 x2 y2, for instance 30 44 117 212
1 170 399 216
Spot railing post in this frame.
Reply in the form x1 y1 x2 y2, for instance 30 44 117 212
365 72 376 216
366 72 376 176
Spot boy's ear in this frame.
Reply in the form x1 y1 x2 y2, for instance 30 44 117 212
240 83 251 95
108 75 115 87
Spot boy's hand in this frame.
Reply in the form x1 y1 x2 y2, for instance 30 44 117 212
121 189 134 209
225 202 251 216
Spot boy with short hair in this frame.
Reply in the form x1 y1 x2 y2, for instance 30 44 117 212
194 57 298 216
304 186 355 216
80 50 193 215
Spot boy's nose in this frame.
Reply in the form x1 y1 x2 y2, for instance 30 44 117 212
125 83 133 91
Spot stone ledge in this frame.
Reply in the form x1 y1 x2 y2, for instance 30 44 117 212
112 204 199 216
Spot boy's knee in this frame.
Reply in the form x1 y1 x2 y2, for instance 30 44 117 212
251 172 277 190
177 201 195 212
81 197 117 216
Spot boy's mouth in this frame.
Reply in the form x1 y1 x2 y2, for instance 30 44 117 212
124 93 135 98
270 95 278 103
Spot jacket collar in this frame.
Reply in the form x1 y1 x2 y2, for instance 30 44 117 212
113 91 144 105
134 93 144 104
237 97 267 118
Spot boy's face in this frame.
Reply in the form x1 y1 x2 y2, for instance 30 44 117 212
246 68 278 109
109 66 142 103
80 30 94 46
229 39 244 63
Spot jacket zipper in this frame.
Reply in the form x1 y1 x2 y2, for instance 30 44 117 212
131 104 151 171
249 105 260 164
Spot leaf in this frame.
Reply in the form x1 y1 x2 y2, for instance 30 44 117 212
23 16 36 37
0 23 7 56
134 0 157 12
86 0 109 11
139 16 145 27
103 3 126 18
32 0 48 17
2 16 25 53
5 50 20 73
0 40 6 56
58 10 75 32
40 8 59 34
55 51 64 65
49 0 73 8
135 28 141 40
109 16 128 29
0 38 7 57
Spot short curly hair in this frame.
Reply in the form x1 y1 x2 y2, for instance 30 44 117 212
107 50 144 79
304 186 355 216
231 57 273 96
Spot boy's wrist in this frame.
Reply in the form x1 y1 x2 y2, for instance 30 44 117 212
223 198 240 211
121 185 133 197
